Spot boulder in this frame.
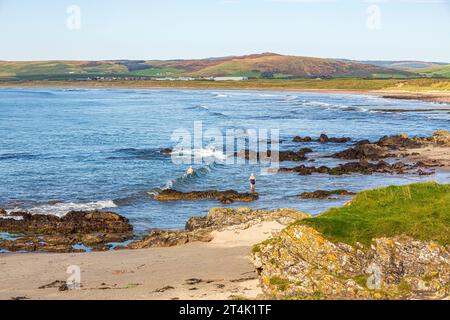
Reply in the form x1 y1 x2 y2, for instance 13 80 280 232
293 134 351 144
236 149 309 162
252 225 450 300
154 189 259 203
332 144 389 160
299 190 356 199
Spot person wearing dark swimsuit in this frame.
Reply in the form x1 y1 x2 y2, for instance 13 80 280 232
249 174 256 193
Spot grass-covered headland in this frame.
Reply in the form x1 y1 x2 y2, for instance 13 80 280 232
299 182 450 246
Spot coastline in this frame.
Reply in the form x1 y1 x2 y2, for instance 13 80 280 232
1 80 450 104
0 220 285 300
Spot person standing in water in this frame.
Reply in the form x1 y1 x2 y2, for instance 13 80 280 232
186 166 194 176
249 174 256 193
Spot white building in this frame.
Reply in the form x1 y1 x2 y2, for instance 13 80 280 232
213 76 248 81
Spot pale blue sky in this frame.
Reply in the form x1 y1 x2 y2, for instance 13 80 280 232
0 0 449 61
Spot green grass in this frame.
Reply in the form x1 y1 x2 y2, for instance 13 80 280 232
415 65 450 78
128 68 183 77
298 182 450 246
2 77 450 93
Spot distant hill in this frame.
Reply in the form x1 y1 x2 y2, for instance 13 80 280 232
339 59 449 70
0 53 420 80
413 65 450 78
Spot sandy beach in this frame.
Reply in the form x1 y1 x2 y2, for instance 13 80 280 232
1 81 450 104
0 221 285 300
402 145 450 172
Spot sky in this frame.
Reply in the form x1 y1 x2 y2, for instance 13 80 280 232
0 0 449 62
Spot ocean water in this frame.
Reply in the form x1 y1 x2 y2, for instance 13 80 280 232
0 88 449 234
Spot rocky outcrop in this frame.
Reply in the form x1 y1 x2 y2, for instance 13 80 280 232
377 134 424 149
125 207 310 249
0 210 133 253
331 130 450 161
252 225 450 300
299 190 356 199
332 144 391 160
378 130 450 149
279 160 437 176
236 149 311 162
154 190 259 204
293 134 351 144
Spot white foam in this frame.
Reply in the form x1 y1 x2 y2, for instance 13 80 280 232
0 215 24 221
171 147 227 161
303 101 333 107
9 200 118 218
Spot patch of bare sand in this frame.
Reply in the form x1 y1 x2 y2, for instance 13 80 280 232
402 145 450 172
0 221 286 300
375 90 450 104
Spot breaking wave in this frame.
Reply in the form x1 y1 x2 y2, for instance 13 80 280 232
8 200 117 218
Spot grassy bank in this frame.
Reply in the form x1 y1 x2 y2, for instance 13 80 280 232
1 78 450 92
299 182 450 246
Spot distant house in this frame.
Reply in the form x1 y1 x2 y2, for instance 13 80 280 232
213 76 248 81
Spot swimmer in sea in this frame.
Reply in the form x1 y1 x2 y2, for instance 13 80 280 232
186 166 194 176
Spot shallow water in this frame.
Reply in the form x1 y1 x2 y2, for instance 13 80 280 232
0 88 449 233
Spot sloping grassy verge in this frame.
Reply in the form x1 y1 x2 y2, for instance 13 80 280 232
298 182 450 246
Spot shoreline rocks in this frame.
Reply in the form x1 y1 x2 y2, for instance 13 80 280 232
125 207 310 250
293 134 351 144
236 149 311 162
299 190 356 199
252 224 450 300
154 189 259 204
0 210 133 253
332 144 391 161
331 130 450 161
279 160 438 176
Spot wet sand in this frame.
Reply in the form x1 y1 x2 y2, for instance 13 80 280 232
401 145 450 172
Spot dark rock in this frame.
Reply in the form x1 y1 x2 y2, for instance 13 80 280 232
293 134 351 144
160 148 173 155
0 211 133 253
236 149 309 162
293 136 312 143
10 297 30 301
279 160 438 176
154 286 175 293
154 189 259 203
332 144 389 160
0 208 6 216
39 280 68 291
299 190 356 199
0 211 132 235
355 139 371 146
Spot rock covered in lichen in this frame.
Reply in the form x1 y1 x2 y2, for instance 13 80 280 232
252 224 450 300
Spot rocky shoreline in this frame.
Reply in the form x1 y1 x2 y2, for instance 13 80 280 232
0 210 133 253
153 189 259 204
252 224 450 300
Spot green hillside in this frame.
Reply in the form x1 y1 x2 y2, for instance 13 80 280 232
414 65 450 78
0 53 420 80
